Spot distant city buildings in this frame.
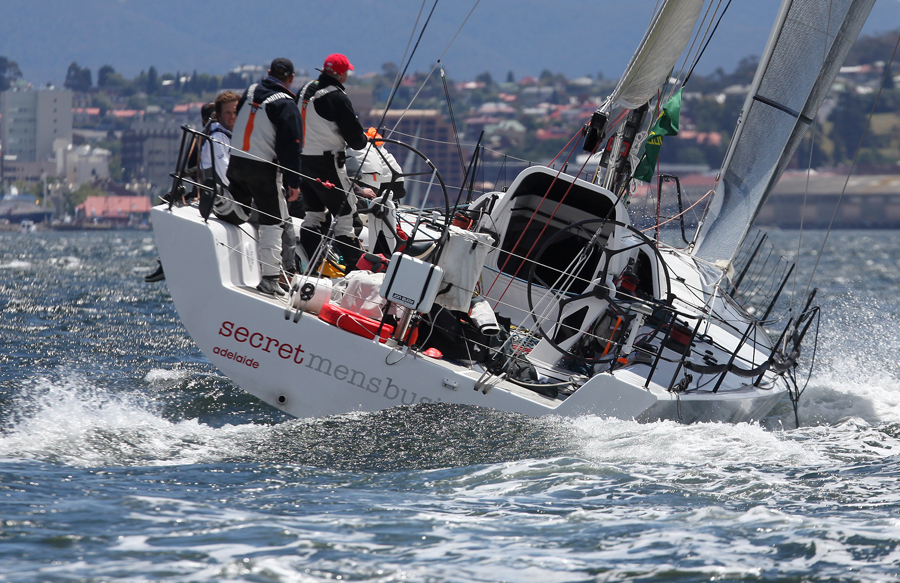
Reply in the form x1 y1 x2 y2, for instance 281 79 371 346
56 144 111 187
0 53 896 227
121 120 183 193
0 88 73 183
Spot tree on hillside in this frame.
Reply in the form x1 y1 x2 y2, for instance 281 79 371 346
222 70 244 88
91 93 113 116
829 91 873 164
0 56 23 91
687 56 760 93
381 62 399 79
97 65 127 90
64 62 92 92
147 66 159 94
98 65 115 87
476 71 495 87
845 30 900 66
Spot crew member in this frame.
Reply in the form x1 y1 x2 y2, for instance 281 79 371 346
227 58 302 296
346 127 406 201
299 53 368 272
146 102 219 283
345 128 407 255
200 90 239 185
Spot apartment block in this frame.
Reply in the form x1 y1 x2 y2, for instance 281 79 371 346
0 88 73 182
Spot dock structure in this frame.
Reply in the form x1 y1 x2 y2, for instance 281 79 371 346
654 172 900 230
759 173 900 229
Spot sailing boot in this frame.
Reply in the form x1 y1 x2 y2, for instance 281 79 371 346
256 275 285 296
144 258 165 282
257 224 284 296
333 214 364 272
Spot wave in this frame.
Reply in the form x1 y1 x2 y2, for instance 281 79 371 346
3 360 898 473
0 374 258 467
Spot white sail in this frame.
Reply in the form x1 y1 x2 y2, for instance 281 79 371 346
693 0 876 263
611 0 705 109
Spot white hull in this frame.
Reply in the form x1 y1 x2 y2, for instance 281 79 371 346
153 203 789 423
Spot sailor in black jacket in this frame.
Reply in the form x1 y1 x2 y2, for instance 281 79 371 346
228 58 303 295
299 53 369 272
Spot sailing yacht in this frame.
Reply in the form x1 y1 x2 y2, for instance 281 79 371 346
151 0 875 423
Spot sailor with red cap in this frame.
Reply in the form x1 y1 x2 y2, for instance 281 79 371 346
299 53 369 272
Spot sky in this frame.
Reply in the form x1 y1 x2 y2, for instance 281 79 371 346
1 0 898 87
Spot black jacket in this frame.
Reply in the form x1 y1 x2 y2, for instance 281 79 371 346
235 76 303 188
302 73 367 153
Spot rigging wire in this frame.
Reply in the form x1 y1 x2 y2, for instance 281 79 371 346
493 154 509 191
389 0 428 111
440 62 467 174
802 31 900 299
673 0 722 94
683 0 734 87
376 0 441 133
384 0 482 138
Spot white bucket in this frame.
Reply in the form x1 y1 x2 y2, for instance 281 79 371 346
290 275 333 314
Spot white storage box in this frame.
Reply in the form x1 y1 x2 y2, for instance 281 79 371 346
379 253 444 313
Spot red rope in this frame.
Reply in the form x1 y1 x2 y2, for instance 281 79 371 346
486 126 599 309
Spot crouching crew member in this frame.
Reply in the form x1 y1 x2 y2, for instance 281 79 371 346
299 53 369 272
228 57 302 296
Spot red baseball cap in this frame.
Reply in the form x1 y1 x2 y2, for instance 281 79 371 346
323 54 354 76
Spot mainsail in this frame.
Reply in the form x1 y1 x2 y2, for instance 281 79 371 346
693 0 876 263
610 0 705 110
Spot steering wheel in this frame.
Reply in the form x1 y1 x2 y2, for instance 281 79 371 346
352 136 452 254
524 217 672 364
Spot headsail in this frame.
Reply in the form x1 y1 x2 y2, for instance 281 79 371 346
693 0 876 263
609 0 705 110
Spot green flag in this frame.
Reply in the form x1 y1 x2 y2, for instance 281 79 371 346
634 88 683 183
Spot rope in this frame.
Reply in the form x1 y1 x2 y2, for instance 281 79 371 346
639 189 712 233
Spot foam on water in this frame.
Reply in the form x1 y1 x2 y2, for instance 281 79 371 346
144 367 195 384
46 255 82 268
564 415 822 467
0 259 31 269
4 372 900 581
0 374 262 467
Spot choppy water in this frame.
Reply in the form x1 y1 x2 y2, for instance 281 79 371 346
2 229 899 582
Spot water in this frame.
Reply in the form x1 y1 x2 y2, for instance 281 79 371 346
2 229 899 582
